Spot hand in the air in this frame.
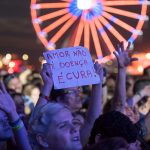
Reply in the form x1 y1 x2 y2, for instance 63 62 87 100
40 63 53 87
113 42 138 68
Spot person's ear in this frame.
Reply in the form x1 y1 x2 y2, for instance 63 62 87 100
36 134 49 148
95 134 102 143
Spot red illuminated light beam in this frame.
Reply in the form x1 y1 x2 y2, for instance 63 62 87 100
84 21 90 51
49 16 78 44
103 6 141 19
94 18 115 54
43 13 72 33
74 17 84 46
102 12 138 34
37 9 68 23
31 0 36 4
35 3 69 9
103 1 150 6
89 20 102 57
98 16 126 42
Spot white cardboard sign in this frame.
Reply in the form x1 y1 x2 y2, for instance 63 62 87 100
43 46 100 89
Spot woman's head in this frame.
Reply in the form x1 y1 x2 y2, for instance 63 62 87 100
23 84 40 106
30 102 82 150
3 73 22 94
51 87 83 112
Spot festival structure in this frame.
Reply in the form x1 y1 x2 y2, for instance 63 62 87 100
31 0 149 61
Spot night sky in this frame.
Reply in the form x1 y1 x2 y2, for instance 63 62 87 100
0 0 150 69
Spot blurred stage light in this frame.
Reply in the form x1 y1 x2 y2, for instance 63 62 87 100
0 61 3 68
22 54 29 60
31 0 149 59
137 65 143 73
8 68 14 74
145 53 150 59
77 0 97 10
9 62 15 68
6 54 12 60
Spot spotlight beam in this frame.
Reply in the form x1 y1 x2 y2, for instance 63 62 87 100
94 18 115 54
102 12 141 35
103 1 150 6
103 6 144 19
50 16 78 43
37 9 68 23
74 17 84 46
33 3 69 9
43 13 72 33
84 20 90 50
98 16 126 42
90 20 102 57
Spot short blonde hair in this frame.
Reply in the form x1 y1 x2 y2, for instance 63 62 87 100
29 102 68 150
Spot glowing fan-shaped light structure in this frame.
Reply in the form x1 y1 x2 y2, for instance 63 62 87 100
31 0 149 61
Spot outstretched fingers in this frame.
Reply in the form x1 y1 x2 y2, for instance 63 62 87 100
113 50 119 60
117 43 122 54
130 57 138 62
126 42 131 51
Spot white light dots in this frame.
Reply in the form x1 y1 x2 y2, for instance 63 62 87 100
9 62 15 68
77 0 97 10
0 61 3 68
145 53 150 59
22 54 29 60
137 65 143 73
6 53 12 60
8 68 14 74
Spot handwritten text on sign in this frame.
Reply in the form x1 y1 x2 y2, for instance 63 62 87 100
43 46 100 89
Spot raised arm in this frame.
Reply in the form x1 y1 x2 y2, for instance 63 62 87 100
0 82 32 150
80 62 103 146
112 42 137 112
36 63 53 107
29 63 53 122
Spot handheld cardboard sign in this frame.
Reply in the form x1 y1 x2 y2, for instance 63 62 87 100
43 46 100 89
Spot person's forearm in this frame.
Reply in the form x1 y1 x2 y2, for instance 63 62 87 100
36 83 52 107
41 83 52 97
112 68 126 112
80 82 102 146
13 126 32 150
9 112 32 150
87 83 102 123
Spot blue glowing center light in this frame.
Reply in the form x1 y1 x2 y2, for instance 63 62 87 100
69 0 103 20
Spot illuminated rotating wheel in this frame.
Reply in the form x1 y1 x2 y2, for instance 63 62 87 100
31 0 149 59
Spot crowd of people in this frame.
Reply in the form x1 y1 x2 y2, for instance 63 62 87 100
0 42 150 150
